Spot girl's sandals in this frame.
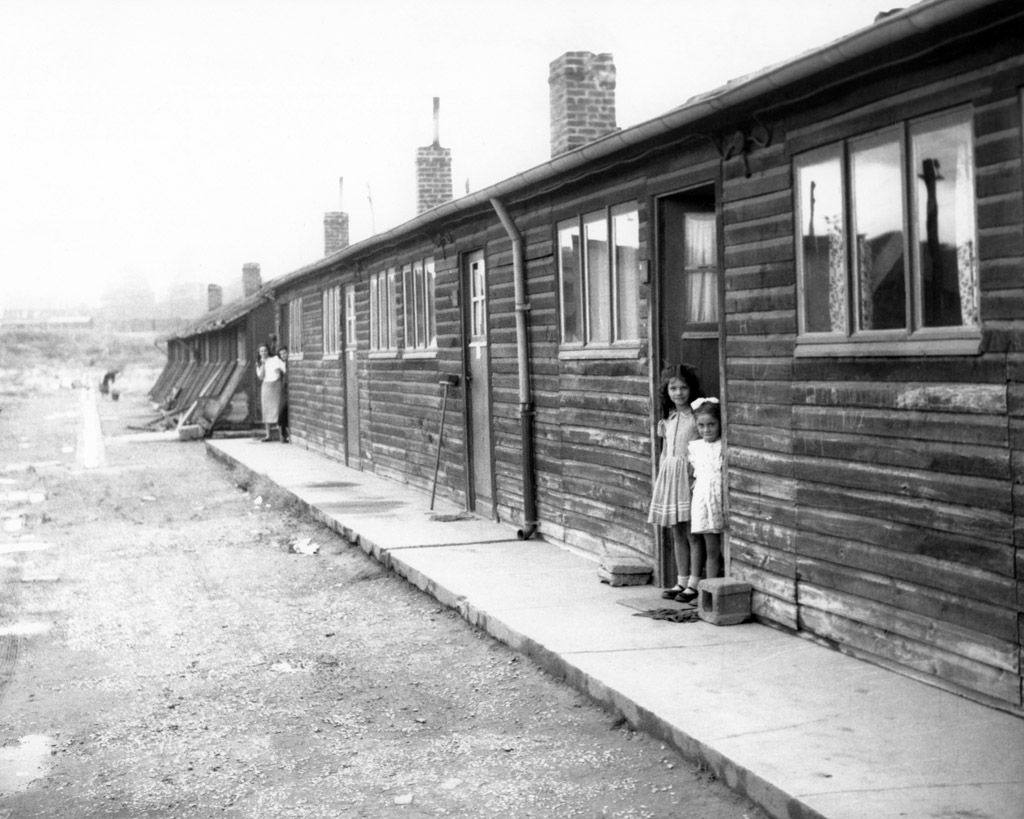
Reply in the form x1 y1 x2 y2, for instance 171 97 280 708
660 585 685 600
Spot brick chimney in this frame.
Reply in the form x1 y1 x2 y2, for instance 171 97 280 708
324 177 350 256
549 52 617 157
415 97 453 214
242 263 261 298
207 284 223 312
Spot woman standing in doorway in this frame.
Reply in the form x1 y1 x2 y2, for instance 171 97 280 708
256 344 286 442
648 364 705 604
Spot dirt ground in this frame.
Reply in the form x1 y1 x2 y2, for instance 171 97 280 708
0 355 768 818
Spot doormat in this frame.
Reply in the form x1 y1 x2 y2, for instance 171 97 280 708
429 513 473 522
615 593 691 612
616 593 699 623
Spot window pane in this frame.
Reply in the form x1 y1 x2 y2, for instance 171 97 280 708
851 133 905 331
401 265 412 348
612 204 639 341
684 212 717 267
470 256 486 340
584 212 610 343
684 212 718 324
387 269 398 349
425 258 436 347
558 220 582 343
796 152 846 333
369 276 379 349
345 286 356 346
911 111 978 327
413 262 425 348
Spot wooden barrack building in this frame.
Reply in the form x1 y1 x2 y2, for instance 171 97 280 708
165 0 1024 713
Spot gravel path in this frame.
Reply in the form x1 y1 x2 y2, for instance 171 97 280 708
0 382 766 819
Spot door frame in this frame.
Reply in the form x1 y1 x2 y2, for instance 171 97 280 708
649 179 727 585
343 282 360 468
459 247 496 517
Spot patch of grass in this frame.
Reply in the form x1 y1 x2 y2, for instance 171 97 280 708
0 327 165 370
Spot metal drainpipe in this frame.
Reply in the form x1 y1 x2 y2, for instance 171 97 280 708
490 197 538 540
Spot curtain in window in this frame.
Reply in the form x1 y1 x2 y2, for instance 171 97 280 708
857 233 874 330
686 271 716 324
826 214 846 332
684 213 717 324
955 143 979 326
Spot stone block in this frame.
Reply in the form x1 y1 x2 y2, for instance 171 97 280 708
697 578 752 625
178 424 205 441
598 557 652 587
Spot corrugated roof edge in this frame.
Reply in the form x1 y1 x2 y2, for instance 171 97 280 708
239 0 1007 300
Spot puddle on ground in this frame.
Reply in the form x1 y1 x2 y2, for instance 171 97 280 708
0 542 53 555
429 513 473 522
0 621 52 637
1 462 60 473
320 500 404 514
0 491 46 505
0 735 54 795
300 481 356 489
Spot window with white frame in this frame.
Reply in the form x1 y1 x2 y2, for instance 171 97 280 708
369 269 398 352
794 107 979 345
558 202 641 347
344 285 356 350
322 285 341 356
402 257 436 351
287 298 302 354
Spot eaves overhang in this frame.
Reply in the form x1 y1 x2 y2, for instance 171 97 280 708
265 0 1011 295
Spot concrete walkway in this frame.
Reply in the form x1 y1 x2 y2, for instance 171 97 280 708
207 438 1024 819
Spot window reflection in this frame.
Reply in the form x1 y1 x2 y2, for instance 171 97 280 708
584 212 610 343
796 152 845 333
911 112 978 327
612 204 639 341
558 220 582 344
851 134 905 330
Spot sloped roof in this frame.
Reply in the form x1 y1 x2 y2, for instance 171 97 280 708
198 0 1011 304
166 288 268 341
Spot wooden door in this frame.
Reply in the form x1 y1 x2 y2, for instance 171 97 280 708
463 250 494 517
658 189 721 398
343 284 360 467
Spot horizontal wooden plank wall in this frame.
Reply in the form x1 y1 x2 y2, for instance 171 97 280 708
982 88 1024 712
515 193 654 557
723 79 1023 709
722 137 799 630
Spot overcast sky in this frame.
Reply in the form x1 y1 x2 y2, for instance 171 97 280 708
1 0 899 309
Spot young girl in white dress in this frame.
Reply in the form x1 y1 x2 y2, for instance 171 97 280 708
688 398 725 583
648 365 705 604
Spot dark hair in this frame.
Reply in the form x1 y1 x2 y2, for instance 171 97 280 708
693 399 721 423
657 364 704 418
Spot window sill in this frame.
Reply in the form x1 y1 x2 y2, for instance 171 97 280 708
558 343 643 361
287 352 304 361
368 350 400 360
403 349 438 360
322 352 341 361
795 333 982 358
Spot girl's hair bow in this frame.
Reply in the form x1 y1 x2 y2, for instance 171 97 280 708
691 397 720 411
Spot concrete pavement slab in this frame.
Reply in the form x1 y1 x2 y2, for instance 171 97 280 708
206 437 1024 819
